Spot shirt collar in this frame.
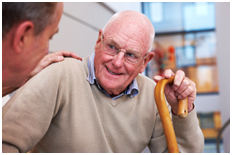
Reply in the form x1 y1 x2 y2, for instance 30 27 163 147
87 53 96 85
87 53 139 99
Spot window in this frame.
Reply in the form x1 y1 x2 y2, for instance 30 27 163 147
143 2 215 33
143 2 218 94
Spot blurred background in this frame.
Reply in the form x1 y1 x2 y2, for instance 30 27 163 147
2 2 230 153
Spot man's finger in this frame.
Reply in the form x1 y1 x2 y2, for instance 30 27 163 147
153 75 163 83
54 50 82 60
163 69 175 79
173 70 185 91
54 56 64 62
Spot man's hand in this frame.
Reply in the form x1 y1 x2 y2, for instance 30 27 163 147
28 50 82 79
153 69 196 115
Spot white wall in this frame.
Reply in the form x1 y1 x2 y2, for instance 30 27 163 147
195 94 220 113
215 2 230 153
103 2 141 12
49 2 114 57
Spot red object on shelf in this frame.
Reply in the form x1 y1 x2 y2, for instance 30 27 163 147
168 46 175 54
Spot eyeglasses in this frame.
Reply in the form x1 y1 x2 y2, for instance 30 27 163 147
101 35 147 64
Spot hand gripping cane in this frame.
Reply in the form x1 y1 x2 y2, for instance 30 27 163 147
154 76 188 153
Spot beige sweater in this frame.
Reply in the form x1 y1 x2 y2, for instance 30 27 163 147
2 57 204 153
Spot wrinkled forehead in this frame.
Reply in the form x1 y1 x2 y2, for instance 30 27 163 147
103 16 152 54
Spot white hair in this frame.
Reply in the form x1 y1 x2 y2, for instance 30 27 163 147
102 11 155 54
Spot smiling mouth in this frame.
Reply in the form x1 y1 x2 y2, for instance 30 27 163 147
106 66 122 75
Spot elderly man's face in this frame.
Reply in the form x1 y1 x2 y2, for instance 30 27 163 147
94 20 153 96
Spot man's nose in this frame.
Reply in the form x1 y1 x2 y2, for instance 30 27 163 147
112 51 125 68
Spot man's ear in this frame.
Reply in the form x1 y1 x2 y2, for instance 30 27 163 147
13 21 34 53
139 52 155 73
94 29 103 50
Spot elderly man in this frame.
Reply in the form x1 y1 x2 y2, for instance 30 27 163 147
2 2 81 97
2 10 204 153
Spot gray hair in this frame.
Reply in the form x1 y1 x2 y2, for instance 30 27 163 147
2 2 57 39
102 11 155 53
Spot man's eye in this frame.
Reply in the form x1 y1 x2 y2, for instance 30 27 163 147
108 44 117 50
126 52 136 58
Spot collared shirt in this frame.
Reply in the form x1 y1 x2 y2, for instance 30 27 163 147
87 53 139 100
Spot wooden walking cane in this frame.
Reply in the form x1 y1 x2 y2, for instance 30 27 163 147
154 76 188 153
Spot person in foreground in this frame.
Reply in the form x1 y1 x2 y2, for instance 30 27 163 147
2 10 204 153
2 2 82 97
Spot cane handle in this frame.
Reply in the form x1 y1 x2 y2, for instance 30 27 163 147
154 76 188 153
